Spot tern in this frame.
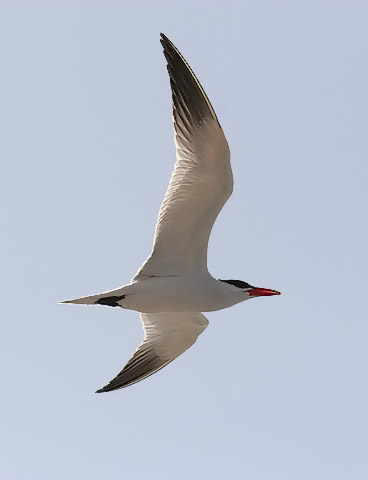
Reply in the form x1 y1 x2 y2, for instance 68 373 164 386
62 33 281 392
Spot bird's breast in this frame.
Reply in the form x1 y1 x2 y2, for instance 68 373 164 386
122 275 243 313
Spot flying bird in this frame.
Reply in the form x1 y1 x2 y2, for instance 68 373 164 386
61 33 281 392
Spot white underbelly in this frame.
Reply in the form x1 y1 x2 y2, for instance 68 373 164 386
119 276 242 313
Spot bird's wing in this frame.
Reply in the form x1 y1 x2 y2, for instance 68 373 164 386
133 34 233 281
96 312 208 392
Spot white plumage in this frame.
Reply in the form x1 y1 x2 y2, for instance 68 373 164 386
61 34 280 393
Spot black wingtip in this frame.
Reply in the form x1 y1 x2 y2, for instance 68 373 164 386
158 31 221 129
160 33 175 52
96 383 115 393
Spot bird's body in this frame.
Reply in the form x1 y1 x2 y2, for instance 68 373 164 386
67 273 247 313
62 34 281 392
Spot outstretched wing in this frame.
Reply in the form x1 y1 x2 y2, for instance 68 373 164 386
96 312 209 392
134 34 232 281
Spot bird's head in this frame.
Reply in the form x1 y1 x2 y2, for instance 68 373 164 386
219 279 281 298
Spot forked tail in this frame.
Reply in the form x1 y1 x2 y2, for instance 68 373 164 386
60 287 128 308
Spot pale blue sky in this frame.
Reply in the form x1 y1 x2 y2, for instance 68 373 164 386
2 1 368 479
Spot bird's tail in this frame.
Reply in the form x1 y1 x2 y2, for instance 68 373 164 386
60 286 128 307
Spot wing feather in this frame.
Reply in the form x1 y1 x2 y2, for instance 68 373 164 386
96 312 208 392
134 34 232 281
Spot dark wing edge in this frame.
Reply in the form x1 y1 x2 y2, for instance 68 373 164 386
160 33 221 133
96 342 173 393
96 311 209 393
